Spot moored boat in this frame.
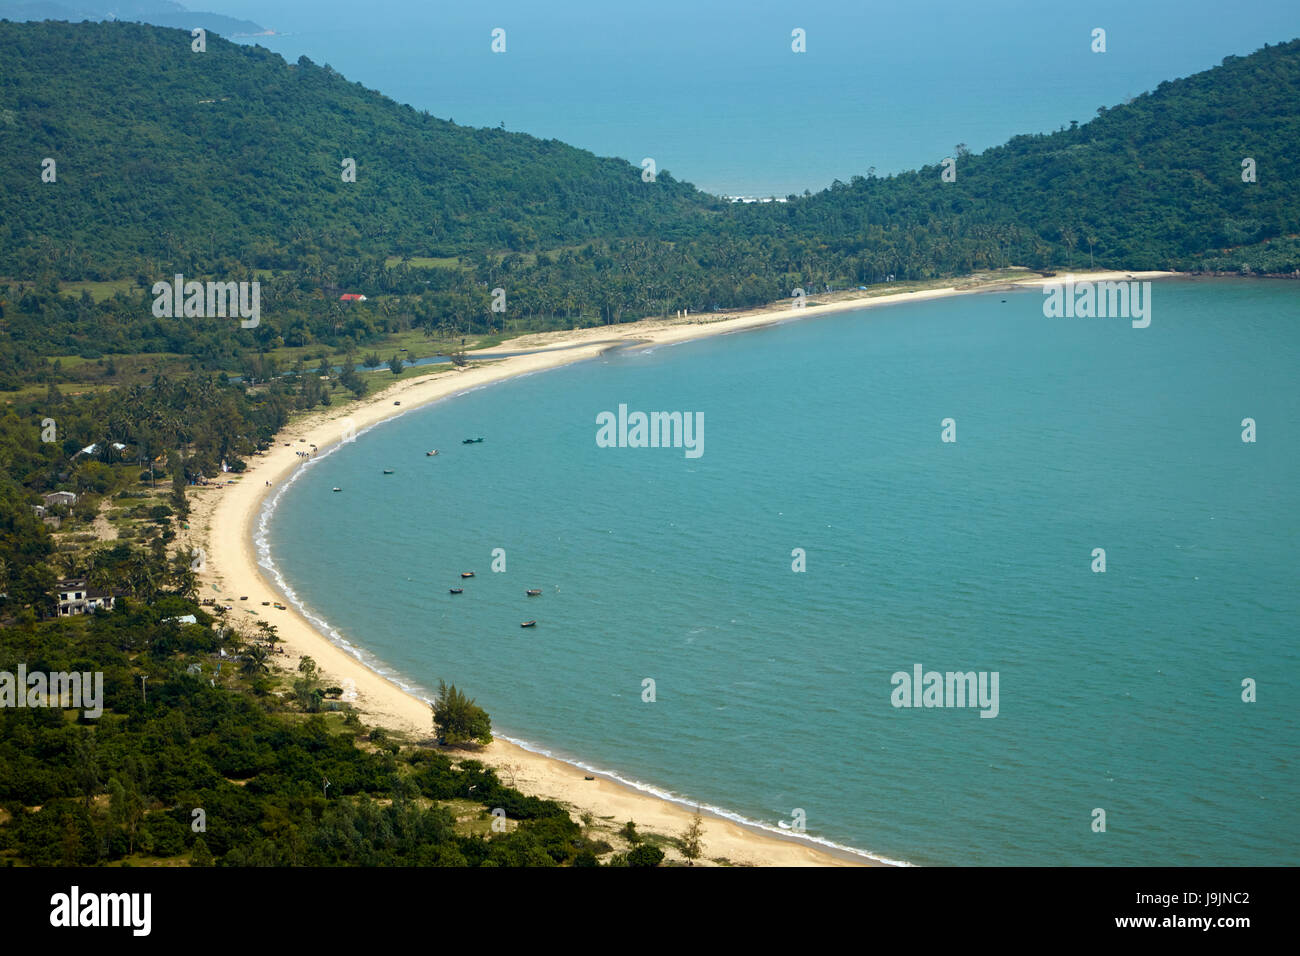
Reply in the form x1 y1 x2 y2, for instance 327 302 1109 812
449 587 463 594
426 449 439 456
520 620 537 628
525 589 542 596
461 571 475 578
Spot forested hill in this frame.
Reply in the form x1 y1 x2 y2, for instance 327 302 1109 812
0 20 719 279
0 21 1297 304
737 38 1300 276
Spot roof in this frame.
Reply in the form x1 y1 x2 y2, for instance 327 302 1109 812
79 442 128 455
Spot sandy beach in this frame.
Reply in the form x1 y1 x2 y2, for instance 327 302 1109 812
181 269 1175 867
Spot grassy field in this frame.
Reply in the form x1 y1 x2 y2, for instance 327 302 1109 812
58 278 140 301
383 255 463 269
383 244 592 271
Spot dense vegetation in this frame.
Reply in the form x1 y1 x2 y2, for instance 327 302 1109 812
0 23 1296 388
0 20 714 278
0 596 633 866
0 359 369 614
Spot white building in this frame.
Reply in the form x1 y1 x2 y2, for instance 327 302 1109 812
55 578 116 616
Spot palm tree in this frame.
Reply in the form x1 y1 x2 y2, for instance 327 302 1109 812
127 550 159 600
241 643 270 677
55 551 82 578
169 552 198 598
1060 225 1077 268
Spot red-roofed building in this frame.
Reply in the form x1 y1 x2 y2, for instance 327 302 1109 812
339 293 367 302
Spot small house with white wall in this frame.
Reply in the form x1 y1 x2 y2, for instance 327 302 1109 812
55 578 116 616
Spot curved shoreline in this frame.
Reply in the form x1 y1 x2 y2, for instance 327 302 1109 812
184 270 1175 867
252 415 910 866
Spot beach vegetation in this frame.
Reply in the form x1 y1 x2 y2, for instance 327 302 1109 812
680 809 705 865
625 844 665 867
432 680 493 747
293 655 322 712
0 601 596 866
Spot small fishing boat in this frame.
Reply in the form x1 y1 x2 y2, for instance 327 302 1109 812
332 487 342 492
426 449 439 456
462 437 484 444
520 620 537 628
383 469 394 474
261 601 270 606
526 589 542 596
461 571 475 579
449 587 463 594
394 401 401 406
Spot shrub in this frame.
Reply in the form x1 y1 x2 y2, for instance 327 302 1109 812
626 844 665 868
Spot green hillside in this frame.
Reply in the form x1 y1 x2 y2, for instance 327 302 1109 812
740 41 1300 277
0 20 717 280
3 20 1297 296
0 21 1296 386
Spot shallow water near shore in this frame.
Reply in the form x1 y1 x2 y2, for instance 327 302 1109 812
266 278 1300 865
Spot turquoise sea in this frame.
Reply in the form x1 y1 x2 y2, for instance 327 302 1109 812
264 279 1300 866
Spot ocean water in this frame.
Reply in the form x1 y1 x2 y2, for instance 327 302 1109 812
207 0 1300 197
264 278 1300 866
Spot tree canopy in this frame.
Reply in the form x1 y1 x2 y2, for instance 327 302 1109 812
432 680 493 747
